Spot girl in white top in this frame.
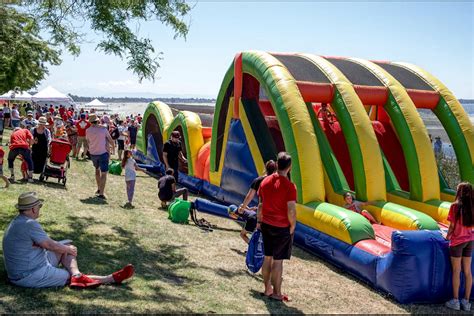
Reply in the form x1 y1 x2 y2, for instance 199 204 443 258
121 150 145 208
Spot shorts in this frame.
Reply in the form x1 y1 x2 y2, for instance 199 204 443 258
3 113 10 119
0 119 4 132
244 215 257 232
0 164 3 176
91 152 110 172
11 120 20 128
261 222 293 260
76 136 88 148
130 137 137 145
449 241 473 257
10 251 70 288
117 139 125 150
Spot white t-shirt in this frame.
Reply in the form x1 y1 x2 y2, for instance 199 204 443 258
118 126 128 141
11 109 20 121
124 157 136 181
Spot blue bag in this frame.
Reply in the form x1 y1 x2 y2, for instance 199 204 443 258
246 230 265 273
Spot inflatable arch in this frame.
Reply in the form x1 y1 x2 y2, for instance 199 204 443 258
137 51 474 304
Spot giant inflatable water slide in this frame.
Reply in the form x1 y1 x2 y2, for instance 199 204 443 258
134 51 474 304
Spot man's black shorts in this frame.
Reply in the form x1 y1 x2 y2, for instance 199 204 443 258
261 222 293 260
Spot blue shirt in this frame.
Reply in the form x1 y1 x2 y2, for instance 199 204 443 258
2 215 49 280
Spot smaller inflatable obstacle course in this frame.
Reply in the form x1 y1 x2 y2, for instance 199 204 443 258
135 51 474 304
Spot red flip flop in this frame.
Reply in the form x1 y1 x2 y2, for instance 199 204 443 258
270 294 292 302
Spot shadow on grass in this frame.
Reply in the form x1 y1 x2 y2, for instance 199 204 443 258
0 214 204 313
36 181 67 190
230 248 246 257
79 197 108 205
250 289 304 314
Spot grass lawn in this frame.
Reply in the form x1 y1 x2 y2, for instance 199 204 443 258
0 128 452 314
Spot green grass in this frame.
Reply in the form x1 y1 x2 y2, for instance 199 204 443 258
0 129 453 313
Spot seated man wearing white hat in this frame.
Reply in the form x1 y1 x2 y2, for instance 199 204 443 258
2 192 135 288
21 111 38 130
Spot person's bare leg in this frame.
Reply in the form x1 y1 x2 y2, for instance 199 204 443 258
61 254 81 276
462 256 472 299
87 274 114 284
1 175 9 188
262 256 273 296
271 259 284 297
95 168 101 192
451 257 462 299
240 229 249 244
99 172 107 195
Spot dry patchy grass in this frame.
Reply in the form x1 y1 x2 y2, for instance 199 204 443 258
0 129 454 314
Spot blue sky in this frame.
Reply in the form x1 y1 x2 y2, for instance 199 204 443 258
38 2 473 98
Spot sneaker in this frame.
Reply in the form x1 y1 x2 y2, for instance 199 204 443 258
70 274 101 289
97 194 107 200
461 299 471 311
112 264 135 284
8 176 15 184
445 299 460 311
27 178 34 183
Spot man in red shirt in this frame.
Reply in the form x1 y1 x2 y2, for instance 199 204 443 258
257 152 297 302
8 127 34 183
75 113 91 159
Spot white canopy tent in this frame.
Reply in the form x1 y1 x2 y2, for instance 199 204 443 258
85 98 106 107
0 90 32 101
32 86 75 107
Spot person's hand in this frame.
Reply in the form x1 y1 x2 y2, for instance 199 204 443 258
66 245 77 257
256 222 261 231
290 225 296 235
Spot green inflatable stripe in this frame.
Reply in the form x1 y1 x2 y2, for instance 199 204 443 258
374 201 439 230
241 98 278 162
383 94 423 201
331 90 368 201
306 201 375 243
210 64 235 172
305 102 349 193
433 97 474 183
381 151 401 192
242 52 303 202
167 113 193 175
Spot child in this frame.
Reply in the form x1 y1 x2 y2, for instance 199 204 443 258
445 182 473 311
158 168 188 209
0 146 9 188
121 150 145 208
228 205 257 244
19 155 28 181
343 192 378 224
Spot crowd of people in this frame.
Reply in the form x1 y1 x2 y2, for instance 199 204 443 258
1 102 472 311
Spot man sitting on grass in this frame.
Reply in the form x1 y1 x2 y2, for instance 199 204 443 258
2 192 135 289
158 168 188 208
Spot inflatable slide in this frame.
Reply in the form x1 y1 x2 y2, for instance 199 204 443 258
135 51 474 304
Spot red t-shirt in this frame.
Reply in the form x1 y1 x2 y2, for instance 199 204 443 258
59 107 66 116
9 129 33 150
48 107 54 114
447 203 474 247
76 119 91 137
0 147 4 165
258 173 297 227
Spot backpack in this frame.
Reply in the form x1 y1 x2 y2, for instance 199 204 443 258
246 230 265 273
110 127 120 140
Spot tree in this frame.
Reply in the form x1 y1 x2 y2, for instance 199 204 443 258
0 0 191 91
0 5 61 92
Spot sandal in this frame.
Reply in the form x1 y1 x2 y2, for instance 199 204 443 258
260 292 273 297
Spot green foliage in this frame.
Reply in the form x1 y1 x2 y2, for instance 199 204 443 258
1 0 191 91
0 4 61 92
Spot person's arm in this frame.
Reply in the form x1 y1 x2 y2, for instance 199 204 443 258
171 182 176 194
179 151 187 163
240 189 256 212
163 152 170 169
37 238 77 256
105 130 115 153
288 201 297 234
134 162 146 172
256 196 263 230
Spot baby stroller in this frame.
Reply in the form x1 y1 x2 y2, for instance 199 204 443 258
39 138 72 186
